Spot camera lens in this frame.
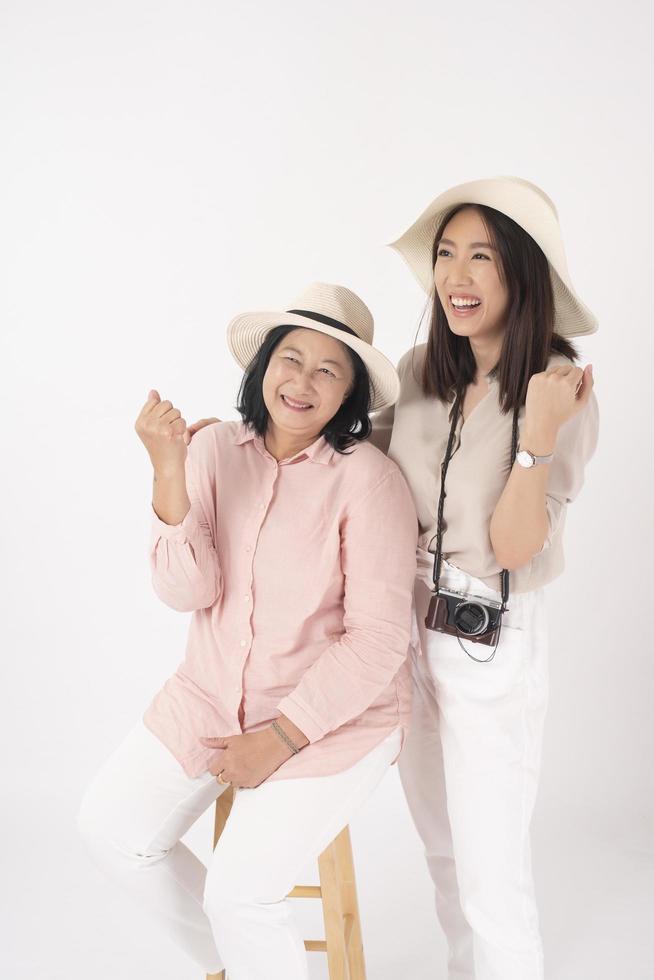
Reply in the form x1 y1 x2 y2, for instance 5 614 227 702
453 601 490 636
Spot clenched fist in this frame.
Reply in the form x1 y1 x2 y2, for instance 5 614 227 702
134 390 190 475
524 363 594 450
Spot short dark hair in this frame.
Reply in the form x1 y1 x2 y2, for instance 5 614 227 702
422 203 578 413
235 325 372 453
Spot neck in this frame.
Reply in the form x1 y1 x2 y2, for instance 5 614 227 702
264 424 319 462
468 331 504 380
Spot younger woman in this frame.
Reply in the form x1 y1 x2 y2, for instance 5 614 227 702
370 176 599 980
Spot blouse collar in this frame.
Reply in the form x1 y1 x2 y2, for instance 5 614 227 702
233 421 335 466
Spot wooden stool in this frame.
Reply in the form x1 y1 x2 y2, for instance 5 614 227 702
205 785 367 980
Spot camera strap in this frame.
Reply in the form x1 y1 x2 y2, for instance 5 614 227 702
430 388 520 611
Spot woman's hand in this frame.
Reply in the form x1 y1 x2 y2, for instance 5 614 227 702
134 389 189 474
199 729 294 788
186 417 222 441
522 363 594 453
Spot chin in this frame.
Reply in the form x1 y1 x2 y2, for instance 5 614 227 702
447 320 479 339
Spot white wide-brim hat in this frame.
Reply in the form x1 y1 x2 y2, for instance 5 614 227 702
389 175 598 338
227 281 400 411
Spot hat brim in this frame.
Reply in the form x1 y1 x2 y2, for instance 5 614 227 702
388 177 598 339
227 311 400 412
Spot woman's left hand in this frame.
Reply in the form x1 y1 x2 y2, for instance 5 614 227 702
198 729 293 788
523 363 594 450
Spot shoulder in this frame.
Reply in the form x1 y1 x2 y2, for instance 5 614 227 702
337 438 401 480
332 439 412 504
397 343 427 382
394 345 429 407
187 420 242 463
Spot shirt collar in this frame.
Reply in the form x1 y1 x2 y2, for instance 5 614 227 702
233 421 336 466
446 371 498 404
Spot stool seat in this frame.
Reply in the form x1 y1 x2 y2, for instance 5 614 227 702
205 785 367 980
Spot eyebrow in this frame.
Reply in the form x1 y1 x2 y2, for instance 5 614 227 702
281 346 345 369
438 238 497 250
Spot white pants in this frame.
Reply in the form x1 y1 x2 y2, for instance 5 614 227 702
76 718 402 979
399 563 549 980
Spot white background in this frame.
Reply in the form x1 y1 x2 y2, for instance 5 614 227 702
1 1 652 978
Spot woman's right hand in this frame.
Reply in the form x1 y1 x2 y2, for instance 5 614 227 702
186 417 222 440
134 389 189 475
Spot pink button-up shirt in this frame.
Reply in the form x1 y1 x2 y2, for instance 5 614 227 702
142 420 418 781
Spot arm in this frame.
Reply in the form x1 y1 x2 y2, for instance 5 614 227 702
490 364 598 570
150 435 223 612
275 468 418 743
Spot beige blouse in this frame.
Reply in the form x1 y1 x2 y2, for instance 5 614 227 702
369 344 599 594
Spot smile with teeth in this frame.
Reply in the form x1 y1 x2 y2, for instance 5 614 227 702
281 394 313 410
450 295 482 308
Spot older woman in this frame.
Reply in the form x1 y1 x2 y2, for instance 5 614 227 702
76 282 418 980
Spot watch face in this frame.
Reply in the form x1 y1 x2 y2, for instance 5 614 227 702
516 450 535 468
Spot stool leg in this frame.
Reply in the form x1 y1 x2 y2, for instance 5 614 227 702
333 827 367 980
318 838 349 980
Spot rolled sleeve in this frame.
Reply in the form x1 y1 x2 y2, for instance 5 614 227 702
277 466 418 742
539 390 599 553
151 501 203 542
149 438 223 612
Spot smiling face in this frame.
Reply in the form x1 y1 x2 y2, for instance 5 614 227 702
433 206 510 346
262 327 355 444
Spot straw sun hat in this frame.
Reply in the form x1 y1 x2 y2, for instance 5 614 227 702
227 281 400 411
388 175 598 338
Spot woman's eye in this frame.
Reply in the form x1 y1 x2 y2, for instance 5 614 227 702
318 368 336 377
284 355 300 363
436 248 490 260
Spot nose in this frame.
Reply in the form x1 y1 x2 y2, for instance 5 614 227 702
448 256 473 284
292 366 318 396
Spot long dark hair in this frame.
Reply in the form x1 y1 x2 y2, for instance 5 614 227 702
422 203 577 412
236 324 372 453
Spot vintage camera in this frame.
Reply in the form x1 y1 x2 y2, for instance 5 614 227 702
425 588 505 647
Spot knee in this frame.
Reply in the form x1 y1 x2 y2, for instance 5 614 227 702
203 852 294 918
76 777 156 863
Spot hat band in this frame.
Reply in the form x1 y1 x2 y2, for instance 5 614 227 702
287 309 358 338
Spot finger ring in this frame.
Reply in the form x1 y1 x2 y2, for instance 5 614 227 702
216 771 230 785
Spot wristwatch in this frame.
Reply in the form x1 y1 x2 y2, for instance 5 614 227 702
516 447 554 468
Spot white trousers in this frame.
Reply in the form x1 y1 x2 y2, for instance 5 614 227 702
399 563 549 980
76 718 402 979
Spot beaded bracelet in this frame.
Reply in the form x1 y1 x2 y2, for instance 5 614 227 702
271 719 301 755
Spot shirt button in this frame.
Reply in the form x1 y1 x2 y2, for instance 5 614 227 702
245 546 251 552
240 640 247 647
244 595 250 602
